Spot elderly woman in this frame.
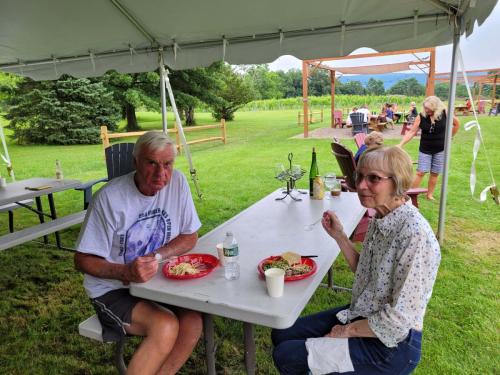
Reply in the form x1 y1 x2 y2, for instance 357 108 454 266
272 146 440 375
399 96 459 200
354 131 384 164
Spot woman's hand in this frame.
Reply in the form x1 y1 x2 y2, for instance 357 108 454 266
324 324 351 338
321 210 345 240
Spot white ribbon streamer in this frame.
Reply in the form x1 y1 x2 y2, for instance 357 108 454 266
173 41 179 62
222 37 228 62
89 52 96 72
458 49 497 203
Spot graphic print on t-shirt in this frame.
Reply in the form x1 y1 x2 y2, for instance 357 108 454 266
121 208 172 263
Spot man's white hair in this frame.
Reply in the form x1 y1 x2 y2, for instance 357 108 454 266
133 131 177 158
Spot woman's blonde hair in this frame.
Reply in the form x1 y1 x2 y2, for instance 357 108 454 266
358 146 413 197
422 95 446 122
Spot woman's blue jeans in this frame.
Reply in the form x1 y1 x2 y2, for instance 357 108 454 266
271 305 421 375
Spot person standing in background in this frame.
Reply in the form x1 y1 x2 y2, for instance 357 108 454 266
398 96 460 201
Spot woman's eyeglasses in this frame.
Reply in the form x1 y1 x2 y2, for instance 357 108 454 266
429 122 436 133
355 172 393 186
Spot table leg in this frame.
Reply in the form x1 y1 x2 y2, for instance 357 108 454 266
47 193 61 248
35 197 48 244
202 314 216 375
243 322 256 375
327 268 333 288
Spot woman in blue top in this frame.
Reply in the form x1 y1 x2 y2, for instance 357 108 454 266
399 96 459 200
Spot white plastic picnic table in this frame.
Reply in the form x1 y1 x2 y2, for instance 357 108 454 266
130 189 366 374
0 177 83 250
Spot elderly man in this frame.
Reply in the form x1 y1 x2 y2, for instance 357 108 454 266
75 131 202 375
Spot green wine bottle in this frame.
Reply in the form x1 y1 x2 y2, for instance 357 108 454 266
309 147 319 196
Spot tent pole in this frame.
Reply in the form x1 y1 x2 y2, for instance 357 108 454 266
159 52 168 133
437 14 461 244
163 69 203 199
302 61 309 138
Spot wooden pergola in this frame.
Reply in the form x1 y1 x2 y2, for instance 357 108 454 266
434 67 499 109
301 47 436 138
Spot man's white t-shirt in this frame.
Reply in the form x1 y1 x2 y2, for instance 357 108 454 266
356 108 370 123
76 170 202 299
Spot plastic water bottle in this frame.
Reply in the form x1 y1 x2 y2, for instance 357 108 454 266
223 231 240 280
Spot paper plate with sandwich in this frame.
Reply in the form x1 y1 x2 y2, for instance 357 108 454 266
257 251 317 281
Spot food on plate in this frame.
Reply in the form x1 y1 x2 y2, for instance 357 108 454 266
262 255 312 277
281 251 301 265
168 262 200 276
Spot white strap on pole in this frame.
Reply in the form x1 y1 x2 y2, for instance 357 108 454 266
458 48 497 203
163 70 203 199
0 122 15 181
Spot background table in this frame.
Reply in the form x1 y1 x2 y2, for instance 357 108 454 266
131 189 366 374
0 178 82 249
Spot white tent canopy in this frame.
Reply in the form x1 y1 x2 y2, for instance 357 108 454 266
0 0 497 80
0 0 497 241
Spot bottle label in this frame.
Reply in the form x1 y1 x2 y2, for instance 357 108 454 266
312 177 324 200
223 245 239 257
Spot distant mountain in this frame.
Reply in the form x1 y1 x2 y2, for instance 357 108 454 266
339 73 427 89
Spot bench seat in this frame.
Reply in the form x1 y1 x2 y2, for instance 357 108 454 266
0 210 86 251
79 314 104 342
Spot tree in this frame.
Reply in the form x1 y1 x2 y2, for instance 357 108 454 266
338 80 366 95
0 72 22 111
242 65 283 99
6 76 120 145
366 78 385 95
308 69 330 96
388 78 424 96
210 64 255 121
100 71 160 131
168 63 224 126
276 69 302 98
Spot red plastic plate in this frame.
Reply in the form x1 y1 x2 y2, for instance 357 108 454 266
162 253 219 280
257 256 317 282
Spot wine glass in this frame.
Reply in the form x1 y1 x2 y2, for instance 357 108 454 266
324 173 340 199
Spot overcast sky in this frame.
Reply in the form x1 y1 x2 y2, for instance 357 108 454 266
268 2 500 74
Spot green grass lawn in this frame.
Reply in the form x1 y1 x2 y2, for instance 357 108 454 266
0 110 499 374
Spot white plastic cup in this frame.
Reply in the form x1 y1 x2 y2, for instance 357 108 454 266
216 243 226 266
0 177 6 188
265 268 285 297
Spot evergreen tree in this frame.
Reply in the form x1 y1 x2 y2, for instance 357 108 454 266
210 64 255 121
6 76 119 145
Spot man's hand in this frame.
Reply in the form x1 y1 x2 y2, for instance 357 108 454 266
126 256 159 283
324 324 351 338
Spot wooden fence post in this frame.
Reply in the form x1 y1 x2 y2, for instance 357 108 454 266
221 119 226 144
100 126 110 149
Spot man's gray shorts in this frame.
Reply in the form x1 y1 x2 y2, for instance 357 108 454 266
91 288 174 342
417 151 444 174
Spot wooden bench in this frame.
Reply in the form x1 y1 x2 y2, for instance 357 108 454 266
79 315 127 375
0 210 86 251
